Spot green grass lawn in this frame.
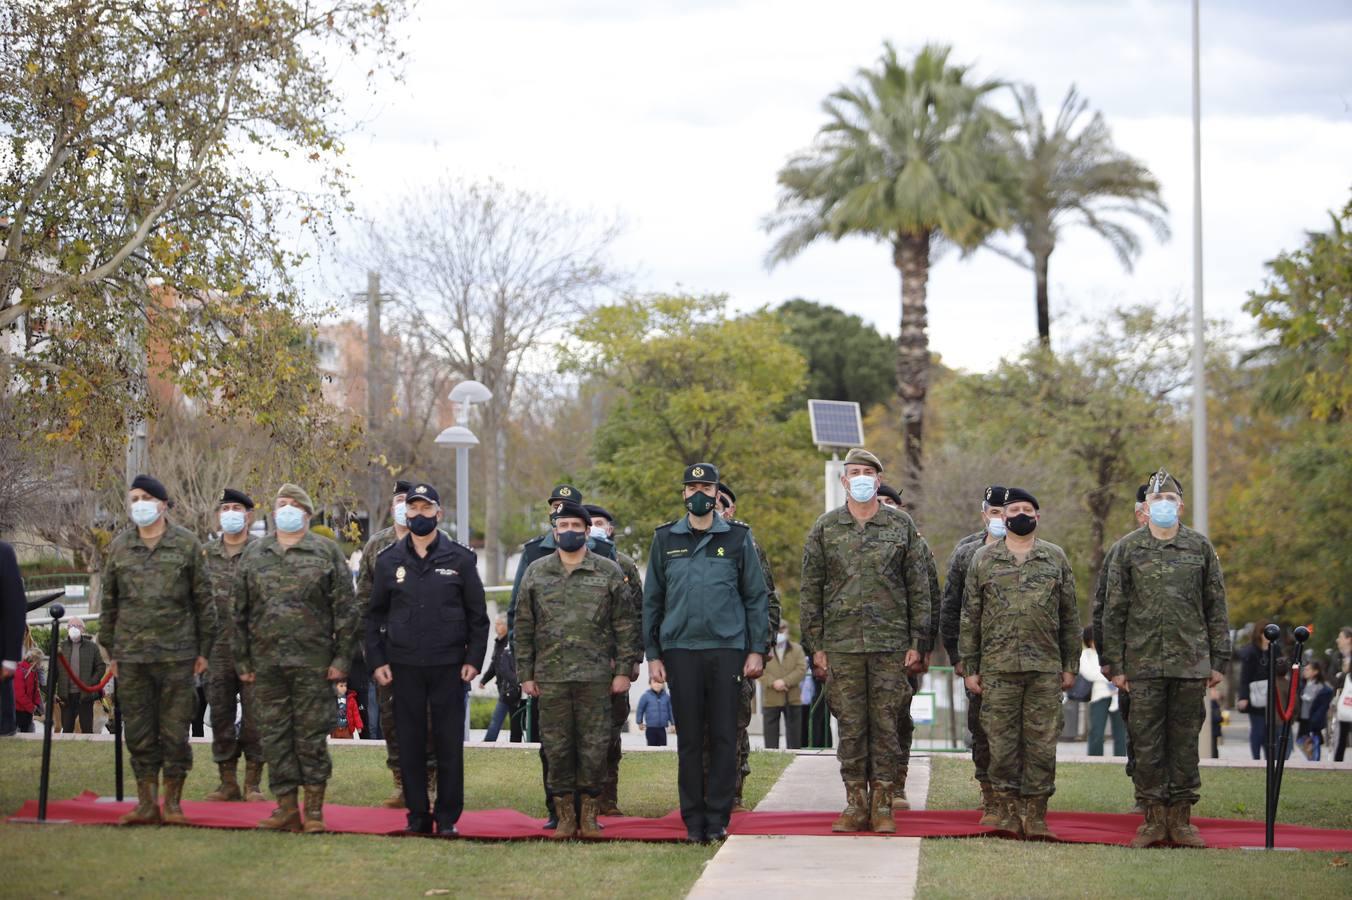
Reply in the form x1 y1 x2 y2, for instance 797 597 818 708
917 756 1352 899
2 740 792 899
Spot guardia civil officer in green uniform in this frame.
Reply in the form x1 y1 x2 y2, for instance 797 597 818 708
960 487 1080 840
204 488 265 803
367 483 489 836
583 503 644 817
234 484 359 834
940 485 1007 822
102 474 214 826
800 449 931 834
644 463 769 843
517 500 639 838
1102 469 1231 849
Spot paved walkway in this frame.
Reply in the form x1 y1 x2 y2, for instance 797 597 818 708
688 753 930 899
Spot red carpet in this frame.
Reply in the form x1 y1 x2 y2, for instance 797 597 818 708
10 793 1352 851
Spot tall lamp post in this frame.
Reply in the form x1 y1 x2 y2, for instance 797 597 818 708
435 380 493 545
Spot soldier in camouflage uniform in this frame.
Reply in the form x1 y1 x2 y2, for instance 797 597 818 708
203 488 264 802
234 484 359 834
960 487 1080 839
516 500 640 839
712 483 781 814
1102 469 1231 849
940 486 1007 820
801 448 931 834
583 504 645 816
102 474 214 826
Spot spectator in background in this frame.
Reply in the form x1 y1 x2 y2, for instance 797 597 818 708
1236 622 1272 760
330 678 364 739
635 678 674 746
1 540 27 736
1080 627 1125 757
190 670 207 737
480 615 522 743
15 648 43 732
57 617 106 734
762 623 806 749
1297 660 1333 761
1334 627 1351 762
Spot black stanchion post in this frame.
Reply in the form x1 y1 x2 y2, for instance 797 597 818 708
1270 626 1308 823
1263 622 1279 850
9 604 75 825
113 682 124 802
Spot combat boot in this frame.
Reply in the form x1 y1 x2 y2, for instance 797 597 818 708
117 777 162 826
989 791 1023 838
1019 796 1059 841
1129 802 1168 849
205 762 242 801
1166 803 1207 848
243 759 266 802
831 782 871 833
892 766 910 811
551 793 578 839
729 772 748 814
579 794 604 839
257 790 302 832
301 784 327 834
978 782 999 826
599 781 623 817
161 776 189 825
869 781 897 834
381 769 405 809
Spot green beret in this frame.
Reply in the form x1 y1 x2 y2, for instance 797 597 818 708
842 448 882 473
683 462 719 485
275 483 315 515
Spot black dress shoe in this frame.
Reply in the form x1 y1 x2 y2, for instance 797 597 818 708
706 827 729 842
544 813 559 830
404 814 434 835
684 829 706 843
435 821 458 837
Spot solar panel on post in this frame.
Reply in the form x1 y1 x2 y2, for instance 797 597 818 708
807 400 864 448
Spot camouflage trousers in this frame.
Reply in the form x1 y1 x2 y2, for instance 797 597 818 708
703 676 755 798
378 679 436 774
979 671 1062 798
896 673 921 779
601 691 630 806
254 665 332 796
1126 678 1206 805
967 690 990 782
539 681 611 795
827 652 911 783
119 660 196 781
206 649 261 765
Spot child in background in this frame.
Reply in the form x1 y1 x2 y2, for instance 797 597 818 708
330 678 364 739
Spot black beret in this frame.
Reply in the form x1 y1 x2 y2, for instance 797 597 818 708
583 504 613 523
550 500 591 526
218 488 254 509
1136 484 1149 504
984 485 1008 506
393 480 413 496
716 482 736 504
683 462 719 485
878 484 903 506
549 484 583 503
130 474 168 502
1004 487 1039 510
407 483 440 505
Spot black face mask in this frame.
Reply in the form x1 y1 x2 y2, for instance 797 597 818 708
1005 513 1037 536
556 529 587 553
685 491 717 517
408 514 438 537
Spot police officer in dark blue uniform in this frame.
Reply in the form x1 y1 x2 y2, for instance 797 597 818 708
366 483 490 835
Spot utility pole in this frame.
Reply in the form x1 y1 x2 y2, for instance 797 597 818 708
366 271 384 433
1190 0 1208 538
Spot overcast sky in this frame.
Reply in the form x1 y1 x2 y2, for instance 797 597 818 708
319 0 1352 373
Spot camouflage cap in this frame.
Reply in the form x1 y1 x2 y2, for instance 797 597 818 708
682 462 719 485
1147 468 1184 496
549 484 583 503
842 448 882 473
275 483 314 515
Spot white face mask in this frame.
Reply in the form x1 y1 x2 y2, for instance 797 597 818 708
68 627 83 642
776 632 788 646
130 499 161 527
393 501 408 527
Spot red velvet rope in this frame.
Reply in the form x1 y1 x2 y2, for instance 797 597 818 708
1273 663 1300 723
56 653 115 694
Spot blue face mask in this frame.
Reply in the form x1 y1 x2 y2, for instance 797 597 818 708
987 518 1007 538
130 500 161 527
589 525 608 541
1149 499 1180 528
393 501 407 527
219 510 247 535
847 475 877 503
274 505 306 533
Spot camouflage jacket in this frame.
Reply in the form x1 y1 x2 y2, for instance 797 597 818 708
959 538 1080 676
515 549 641 683
1090 527 1143 655
101 524 215 663
614 549 646 660
1100 525 1231 680
203 535 254 658
233 531 359 674
356 525 402 611
800 504 933 655
941 531 992 662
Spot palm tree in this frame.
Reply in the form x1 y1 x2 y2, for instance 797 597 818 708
765 43 1011 496
1003 85 1169 346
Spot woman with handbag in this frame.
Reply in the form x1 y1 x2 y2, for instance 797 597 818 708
1237 622 1276 760
1297 660 1333 760
1079 628 1125 757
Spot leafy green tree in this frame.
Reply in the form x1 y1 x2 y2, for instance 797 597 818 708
999 85 1169 346
774 298 894 411
567 293 820 621
766 42 1011 498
